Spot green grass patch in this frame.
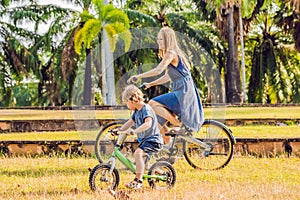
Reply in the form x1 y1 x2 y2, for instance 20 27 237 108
0 156 299 199
204 106 300 119
231 125 300 138
0 130 99 141
0 106 299 120
0 125 299 141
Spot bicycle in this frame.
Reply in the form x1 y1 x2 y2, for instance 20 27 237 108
95 118 236 171
89 130 176 192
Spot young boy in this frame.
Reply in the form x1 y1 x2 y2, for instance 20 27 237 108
119 84 163 189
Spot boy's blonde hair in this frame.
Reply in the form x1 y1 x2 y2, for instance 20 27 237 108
122 85 145 103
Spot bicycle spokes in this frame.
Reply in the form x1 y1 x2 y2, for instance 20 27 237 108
183 120 234 170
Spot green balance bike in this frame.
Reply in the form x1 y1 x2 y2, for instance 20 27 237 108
89 130 176 192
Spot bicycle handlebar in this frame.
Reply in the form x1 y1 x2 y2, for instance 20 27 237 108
139 84 147 90
109 129 134 136
132 76 138 83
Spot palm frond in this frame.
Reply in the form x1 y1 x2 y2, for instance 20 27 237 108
79 10 96 22
118 30 132 52
5 4 74 32
92 0 104 19
125 9 157 27
0 0 9 8
104 9 130 29
83 19 102 48
74 28 85 54
102 3 115 20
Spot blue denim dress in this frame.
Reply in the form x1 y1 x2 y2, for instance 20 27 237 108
152 58 204 132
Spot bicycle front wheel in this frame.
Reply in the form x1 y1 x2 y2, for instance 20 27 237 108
95 121 124 163
183 119 235 170
89 164 120 192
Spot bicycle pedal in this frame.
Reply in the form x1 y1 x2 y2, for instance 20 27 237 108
204 151 210 157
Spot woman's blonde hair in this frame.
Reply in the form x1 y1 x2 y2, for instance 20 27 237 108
122 84 145 103
158 26 191 68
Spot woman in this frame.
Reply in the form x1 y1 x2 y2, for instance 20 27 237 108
127 26 204 144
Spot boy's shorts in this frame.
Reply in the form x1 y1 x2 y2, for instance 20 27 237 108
139 140 163 155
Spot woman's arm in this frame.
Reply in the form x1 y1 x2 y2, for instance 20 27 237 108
128 52 175 83
144 72 170 89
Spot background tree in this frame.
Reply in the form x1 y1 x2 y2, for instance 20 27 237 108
0 0 85 106
74 0 131 105
247 2 300 103
275 0 300 51
0 0 12 106
1 0 299 106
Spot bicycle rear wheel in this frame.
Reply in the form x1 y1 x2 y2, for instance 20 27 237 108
95 121 124 163
183 119 235 170
148 161 176 190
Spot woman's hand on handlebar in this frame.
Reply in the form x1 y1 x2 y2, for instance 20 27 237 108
127 75 139 84
141 82 151 90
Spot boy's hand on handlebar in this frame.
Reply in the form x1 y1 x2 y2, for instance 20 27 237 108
118 130 127 135
127 76 138 84
111 128 120 136
116 128 134 136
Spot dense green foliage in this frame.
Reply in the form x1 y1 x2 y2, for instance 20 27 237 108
0 0 299 106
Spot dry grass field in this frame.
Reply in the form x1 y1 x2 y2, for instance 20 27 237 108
0 106 299 199
1 156 299 200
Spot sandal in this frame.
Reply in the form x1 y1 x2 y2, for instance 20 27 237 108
125 178 143 189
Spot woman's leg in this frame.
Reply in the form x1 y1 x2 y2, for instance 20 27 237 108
158 123 171 144
149 100 181 144
149 100 181 126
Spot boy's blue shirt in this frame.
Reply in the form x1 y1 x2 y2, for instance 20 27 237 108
131 104 163 144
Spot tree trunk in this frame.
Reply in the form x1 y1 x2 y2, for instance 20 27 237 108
225 6 242 104
102 0 116 105
83 48 92 105
101 32 107 105
104 31 116 105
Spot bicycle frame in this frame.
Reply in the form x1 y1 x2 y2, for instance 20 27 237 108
107 133 167 181
169 130 212 151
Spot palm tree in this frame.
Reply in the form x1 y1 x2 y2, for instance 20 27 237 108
275 0 300 51
196 0 240 103
74 0 131 105
197 0 269 103
0 1 83 106
0 0 12 106
247 3 300 103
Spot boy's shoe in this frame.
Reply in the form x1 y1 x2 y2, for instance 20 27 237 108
125 178 142 189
